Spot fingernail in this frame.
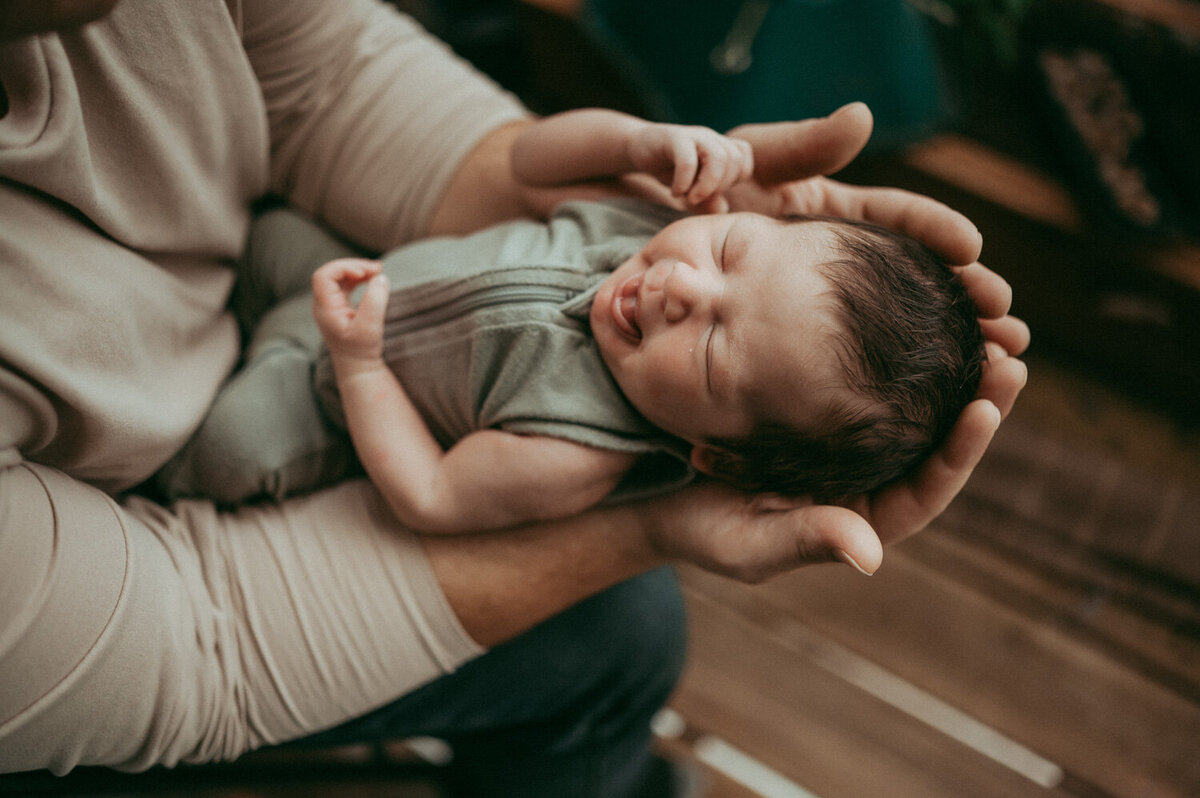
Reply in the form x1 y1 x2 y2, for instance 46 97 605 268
835 549 875 576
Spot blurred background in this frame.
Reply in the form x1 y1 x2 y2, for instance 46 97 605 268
9 1 1197 796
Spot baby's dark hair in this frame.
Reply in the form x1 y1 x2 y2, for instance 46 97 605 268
705 217 986 500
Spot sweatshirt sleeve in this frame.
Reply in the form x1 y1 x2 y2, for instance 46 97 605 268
0 459 481 774
241 0 531 251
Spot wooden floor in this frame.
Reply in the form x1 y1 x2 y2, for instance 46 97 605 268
6 353 1197 798
660 353 1200 798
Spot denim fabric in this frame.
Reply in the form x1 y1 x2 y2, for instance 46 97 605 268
292 567 687 798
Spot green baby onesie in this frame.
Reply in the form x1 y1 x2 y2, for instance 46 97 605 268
162 199 695 504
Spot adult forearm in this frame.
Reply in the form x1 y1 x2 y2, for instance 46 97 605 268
245 0 530 250
419 480 888 648
420 501 660 647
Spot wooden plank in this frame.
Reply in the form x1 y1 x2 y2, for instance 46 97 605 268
902 136 1086 234
1001 358 1200 484
656 735 762 798
670 586 1064 798
902 522 1200 704
679 547 1200 797
1092 0 1200 38
898 135 1200 296
956 355 1200 594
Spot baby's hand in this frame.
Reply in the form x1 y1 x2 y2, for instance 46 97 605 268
312 258 389 364
628 123 754 212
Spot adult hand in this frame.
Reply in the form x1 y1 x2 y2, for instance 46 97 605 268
726 102 984 265
725 105 1032 349
639 481 885 582
640 355 1024 582
641 103 1031 575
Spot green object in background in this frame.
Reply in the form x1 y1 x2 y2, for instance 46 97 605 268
581 0 947 149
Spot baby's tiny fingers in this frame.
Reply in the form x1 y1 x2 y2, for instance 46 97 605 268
670 139 700 196
735 139 755 183
347 260 382 288
332 258 381 286
312 261 349 304
351 274 391 332
688 150 730 205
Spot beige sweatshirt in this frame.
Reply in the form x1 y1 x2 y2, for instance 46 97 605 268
0 0 528 774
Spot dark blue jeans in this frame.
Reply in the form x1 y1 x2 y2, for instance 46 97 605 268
293 567 688 798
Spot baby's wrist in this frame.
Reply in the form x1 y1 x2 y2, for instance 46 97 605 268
330 349 386 380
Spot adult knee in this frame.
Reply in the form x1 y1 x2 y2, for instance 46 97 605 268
572 567 688 702
515 566 687 727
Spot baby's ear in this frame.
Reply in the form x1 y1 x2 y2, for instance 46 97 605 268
689 444 739 478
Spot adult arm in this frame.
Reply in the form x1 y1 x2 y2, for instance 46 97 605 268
242 0 531 250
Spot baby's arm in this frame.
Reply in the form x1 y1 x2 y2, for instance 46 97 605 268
511 108 754 211
312 258 636 534
379 430 636 534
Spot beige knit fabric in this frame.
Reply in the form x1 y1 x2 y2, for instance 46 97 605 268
0 0 528 773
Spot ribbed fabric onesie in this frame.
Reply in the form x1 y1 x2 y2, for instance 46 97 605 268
159 199 696 506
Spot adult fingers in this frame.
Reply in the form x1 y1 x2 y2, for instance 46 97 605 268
811 180 984 266
867 399 1002 545
977 352 1028 419
727 102 874 183
980 315 1031 357
718 501 884 582
646 483 882 583
956 262 1012 319
790 504 884 576
693 194 730 215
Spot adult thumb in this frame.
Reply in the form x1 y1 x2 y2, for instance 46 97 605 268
792 503 884 576
727 102 874 185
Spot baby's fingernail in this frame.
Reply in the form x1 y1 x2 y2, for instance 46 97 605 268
835 549 875 576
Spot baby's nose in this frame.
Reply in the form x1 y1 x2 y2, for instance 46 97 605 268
662 262 714 323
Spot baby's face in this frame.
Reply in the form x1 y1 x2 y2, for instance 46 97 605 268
591 213 855 460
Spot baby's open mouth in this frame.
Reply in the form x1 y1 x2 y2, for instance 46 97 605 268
614 274 642 340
